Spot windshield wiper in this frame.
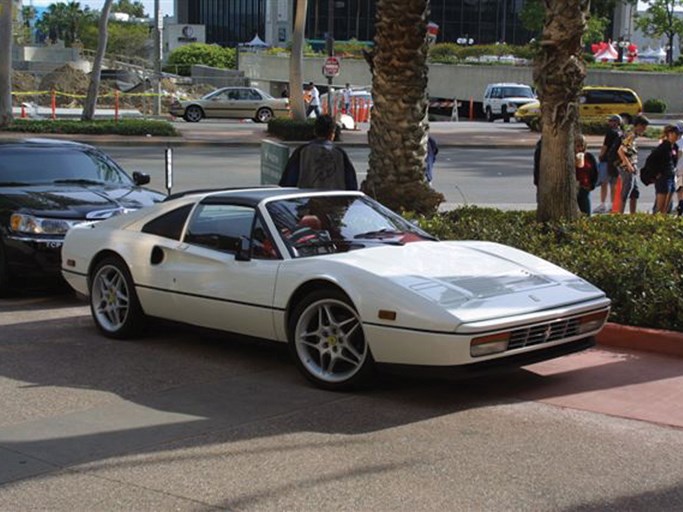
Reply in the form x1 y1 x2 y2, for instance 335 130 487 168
353 229 405 239
53 179 106 185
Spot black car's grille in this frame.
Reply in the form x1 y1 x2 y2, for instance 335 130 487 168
507 317 581 350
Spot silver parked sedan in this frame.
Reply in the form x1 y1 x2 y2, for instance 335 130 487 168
169 87 290 123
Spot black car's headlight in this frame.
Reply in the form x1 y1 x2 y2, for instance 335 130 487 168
10 213 85 236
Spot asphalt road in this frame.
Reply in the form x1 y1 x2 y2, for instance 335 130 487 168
1 293 682 510
107 145 659 211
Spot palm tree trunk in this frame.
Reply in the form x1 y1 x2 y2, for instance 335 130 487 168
289 0 308 121
533 0 588 222
0 0 13 127
361 0 442 215
82 0 114 121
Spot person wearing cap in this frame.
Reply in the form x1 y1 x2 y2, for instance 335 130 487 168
615 115 650 214
594 114 624 213
649 123 681 214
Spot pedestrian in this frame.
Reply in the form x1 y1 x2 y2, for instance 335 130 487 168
425 136 439 186
594 114 623 213
279 114 358 190
305 81 321 118
574 134 598 215
676 126 683 215
615 115 650 214
649 123 681 214
342 83 352 114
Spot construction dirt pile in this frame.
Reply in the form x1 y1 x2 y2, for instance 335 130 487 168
39 64 90 107
11 70 38 106
22 63 218 114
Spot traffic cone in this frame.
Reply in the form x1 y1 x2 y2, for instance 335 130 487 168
611 176 623 213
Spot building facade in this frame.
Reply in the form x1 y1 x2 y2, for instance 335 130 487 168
174 0 536 48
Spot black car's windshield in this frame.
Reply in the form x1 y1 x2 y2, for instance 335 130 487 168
0 147 134 186
266 195 436 258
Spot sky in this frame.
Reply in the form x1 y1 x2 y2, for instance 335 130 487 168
27 0 175 17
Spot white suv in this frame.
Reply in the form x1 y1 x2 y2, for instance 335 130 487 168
483 83 536 123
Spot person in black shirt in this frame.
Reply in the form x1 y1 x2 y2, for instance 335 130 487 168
594 114 623 213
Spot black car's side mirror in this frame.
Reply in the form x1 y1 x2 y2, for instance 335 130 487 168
133 172 151 186
235 237 251 262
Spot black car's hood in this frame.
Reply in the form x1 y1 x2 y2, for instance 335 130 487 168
0 183 165 219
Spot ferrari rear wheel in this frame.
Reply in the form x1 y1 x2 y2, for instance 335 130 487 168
183 105 203 123
289 289 375 390
90 256 145 339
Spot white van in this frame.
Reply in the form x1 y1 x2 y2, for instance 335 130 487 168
482 83 536 122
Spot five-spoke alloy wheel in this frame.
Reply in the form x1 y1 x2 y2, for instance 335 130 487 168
290 289 374 390
90 256 144 339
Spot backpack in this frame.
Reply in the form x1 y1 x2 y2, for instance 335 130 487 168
606 134 623 171
640 150 658 186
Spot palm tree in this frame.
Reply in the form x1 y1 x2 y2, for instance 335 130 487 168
289 0 308 121
534 0 588 221
0 0 12 127
361 0 442 215
82 0 114 121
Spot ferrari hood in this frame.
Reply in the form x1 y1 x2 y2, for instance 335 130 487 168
329 240 606 324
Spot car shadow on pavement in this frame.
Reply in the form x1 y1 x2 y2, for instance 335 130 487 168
1 307 682 486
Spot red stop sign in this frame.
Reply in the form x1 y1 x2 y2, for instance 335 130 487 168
323 56 341 78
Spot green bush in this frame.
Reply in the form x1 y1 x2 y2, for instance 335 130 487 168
1 119 179 136
412 207 683 331
643 98 667 113
267 118 316 141
428 43 538 63
166 43 236 76
267 118 343 142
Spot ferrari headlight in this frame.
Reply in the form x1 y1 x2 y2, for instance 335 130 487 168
10 213 83 235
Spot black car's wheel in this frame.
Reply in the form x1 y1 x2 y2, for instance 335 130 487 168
289 288 375 391
0 240 11 298
183 105 204 123
89 256 145 339
502 106 510 123
255 107 273 123
485 107 494 122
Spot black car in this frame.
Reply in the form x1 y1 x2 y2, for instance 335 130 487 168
0 139 165 293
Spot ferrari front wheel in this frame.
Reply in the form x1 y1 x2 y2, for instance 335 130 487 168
290 289 375 391
90 256 145 339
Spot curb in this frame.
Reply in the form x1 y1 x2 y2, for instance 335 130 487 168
596 322 683 358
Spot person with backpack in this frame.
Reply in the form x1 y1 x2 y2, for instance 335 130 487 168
615 115 650 214
593 115 623 213
279 114 358 190
647 123 681 214
575 134 599 215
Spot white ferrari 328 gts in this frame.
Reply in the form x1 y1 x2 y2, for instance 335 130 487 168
62 188 610 390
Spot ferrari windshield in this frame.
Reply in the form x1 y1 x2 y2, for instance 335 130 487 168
0 147 134 186
266 195 436 258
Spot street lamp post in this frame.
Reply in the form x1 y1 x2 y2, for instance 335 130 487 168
326 0 334 115
153 0 162 116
